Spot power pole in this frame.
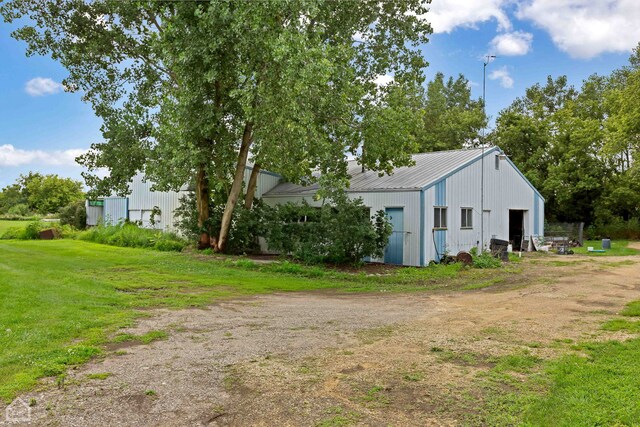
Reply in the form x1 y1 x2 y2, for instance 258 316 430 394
480 55 496 254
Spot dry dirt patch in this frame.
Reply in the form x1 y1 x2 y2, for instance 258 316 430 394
5 255 640 426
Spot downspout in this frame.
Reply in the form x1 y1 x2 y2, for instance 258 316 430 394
420 188 425 266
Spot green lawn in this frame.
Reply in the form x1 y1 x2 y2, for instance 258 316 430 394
479 297 640 426
522 338 640 426
573 240 640 256
0 239 516 402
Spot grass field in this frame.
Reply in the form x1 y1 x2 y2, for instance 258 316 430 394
0 239 518 402
573 239 640 256
480 297 640 426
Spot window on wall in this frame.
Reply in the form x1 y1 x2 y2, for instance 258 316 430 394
495 154 500 170
434 207 447 229
461 208 473 229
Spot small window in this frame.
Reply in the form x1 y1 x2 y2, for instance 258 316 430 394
434 207 447 229
495 154 500 170
88 200 104 207
461 208 473 229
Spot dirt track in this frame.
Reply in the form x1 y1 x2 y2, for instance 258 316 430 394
5 253 640 426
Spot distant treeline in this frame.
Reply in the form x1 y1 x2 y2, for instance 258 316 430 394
488 45 640 232
0 172 84 217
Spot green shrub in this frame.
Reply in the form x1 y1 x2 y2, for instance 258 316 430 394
22 221 43 240
50 223 80 239
586 218 640 240
264 197 392 265
154 234 187 252
78 223 187 251
59 200 87 230
7 203 31 217
0 221 53 240
0 226 27 239
472 252 502 269
175 192 393 263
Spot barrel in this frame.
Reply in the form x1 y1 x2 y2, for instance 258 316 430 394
490 238 509 261
602 239 611 249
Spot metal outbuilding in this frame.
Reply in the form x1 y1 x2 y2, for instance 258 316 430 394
88 167 281 231
262 147 544 266
87 147 543 266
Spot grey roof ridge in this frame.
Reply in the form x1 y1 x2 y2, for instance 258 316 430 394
263 147 498 197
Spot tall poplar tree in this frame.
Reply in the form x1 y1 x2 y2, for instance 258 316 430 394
2 0 431 251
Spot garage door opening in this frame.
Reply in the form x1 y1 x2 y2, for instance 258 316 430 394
509 210 525 250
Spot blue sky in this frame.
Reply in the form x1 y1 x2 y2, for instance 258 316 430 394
1 0 639 188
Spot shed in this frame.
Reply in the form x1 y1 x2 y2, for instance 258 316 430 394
262 147 544 266
88 167 281 231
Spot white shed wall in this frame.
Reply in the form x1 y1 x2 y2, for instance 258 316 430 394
85 202 104 226
355 191 421 266
424 152 544 259
252 170 282 199
103 197 128 225
127 175 186 231
125 168 281 231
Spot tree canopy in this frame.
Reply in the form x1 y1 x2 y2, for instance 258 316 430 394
490 45 640 227
2 0 431 251
0 173 84 215
416 72 486 152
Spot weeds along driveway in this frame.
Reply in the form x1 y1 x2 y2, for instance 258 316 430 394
5 255 640 426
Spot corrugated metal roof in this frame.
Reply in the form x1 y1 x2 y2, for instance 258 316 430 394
264 148 497 196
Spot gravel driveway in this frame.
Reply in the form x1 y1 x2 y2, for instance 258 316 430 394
4 254 640 426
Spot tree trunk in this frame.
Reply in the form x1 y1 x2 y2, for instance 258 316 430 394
215 122 253 252
195 163 211 249
244 163 261 209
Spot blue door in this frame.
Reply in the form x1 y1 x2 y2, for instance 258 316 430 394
384 208 404 265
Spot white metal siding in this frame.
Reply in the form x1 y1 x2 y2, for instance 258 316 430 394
357 191 421 266
125 169 281 232
427 153 543 258
103 197 128 225
127 175 186 231
253 171 281 199
85 202 103 226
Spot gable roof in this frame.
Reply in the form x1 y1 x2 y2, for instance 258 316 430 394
263 147 502 196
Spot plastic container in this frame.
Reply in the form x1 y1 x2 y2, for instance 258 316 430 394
602 239 611 249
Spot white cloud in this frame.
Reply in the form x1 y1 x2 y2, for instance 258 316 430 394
374 74 394 86
0 144 86 167
490 31 533 56
353 31 368 43
427 0 511 33
489 66 514 88
518 0 640 59
25 77 64 97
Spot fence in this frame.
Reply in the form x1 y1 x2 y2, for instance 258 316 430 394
545 222 585 246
